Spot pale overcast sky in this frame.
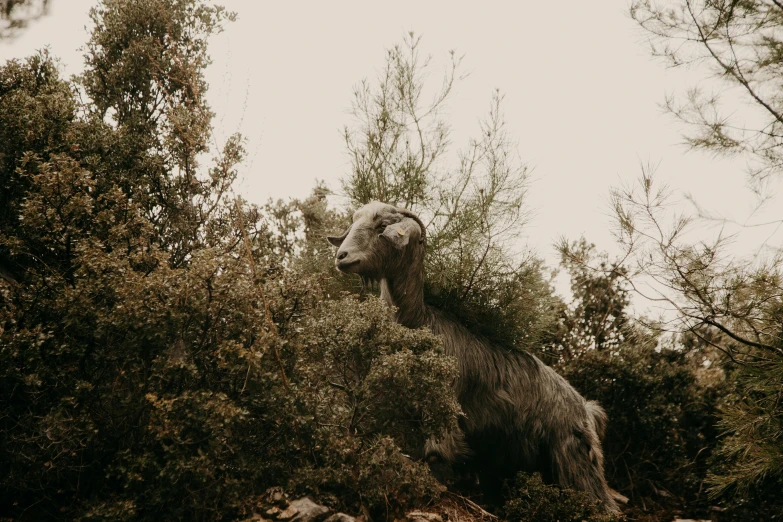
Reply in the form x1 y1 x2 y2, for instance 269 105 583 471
2 0 780 306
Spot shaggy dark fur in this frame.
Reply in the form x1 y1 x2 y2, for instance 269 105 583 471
328 201 618 512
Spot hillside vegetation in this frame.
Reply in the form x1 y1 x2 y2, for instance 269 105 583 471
1 1 781 521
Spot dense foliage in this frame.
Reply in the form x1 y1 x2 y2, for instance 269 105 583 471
622 1 783 517
556 236 781 520
0 2 458 520
501 473 619 522
0 0 49 39
1 1 781 521
341 34 558 351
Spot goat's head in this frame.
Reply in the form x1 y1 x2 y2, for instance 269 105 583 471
327 201 426 279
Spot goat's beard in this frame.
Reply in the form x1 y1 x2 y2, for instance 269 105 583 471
360 275 381 294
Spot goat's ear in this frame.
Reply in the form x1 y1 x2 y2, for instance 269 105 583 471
327 225 351 247
380 218 420 249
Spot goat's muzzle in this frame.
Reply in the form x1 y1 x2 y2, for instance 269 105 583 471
335 252 361 273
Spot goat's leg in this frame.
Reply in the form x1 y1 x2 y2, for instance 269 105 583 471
550 427 619 513
424 428 473 485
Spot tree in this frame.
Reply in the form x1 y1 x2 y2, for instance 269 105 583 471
0 2 461 520
80 0 239 268
616 1 783 511
553 240 725 518
552 238 632 362
341 33 557 350
605 168 783 517
0 0 50 39
343 32 457 210
631 0 783 193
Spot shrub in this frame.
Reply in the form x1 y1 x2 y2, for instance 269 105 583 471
562 337 725 512
288 295 460 517
502 473 622 522
0 2 462 519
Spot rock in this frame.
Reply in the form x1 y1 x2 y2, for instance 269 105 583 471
406 512 443 522
265 486 288 507
244 515 271 522
277 505 299 520
323 514 356 522
266 507 282 518
288 497 331 522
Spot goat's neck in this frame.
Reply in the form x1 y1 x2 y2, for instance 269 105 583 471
380 269 427 329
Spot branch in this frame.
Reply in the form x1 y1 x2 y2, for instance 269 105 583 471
702 316 783 356
234 198 288 390
685 0 783 126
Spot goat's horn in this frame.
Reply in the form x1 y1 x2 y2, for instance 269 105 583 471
397 209 426 244
327 224 351 247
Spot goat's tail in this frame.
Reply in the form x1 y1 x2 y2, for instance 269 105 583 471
585 400 608 441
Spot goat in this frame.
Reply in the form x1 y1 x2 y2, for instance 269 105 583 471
328 201 619 513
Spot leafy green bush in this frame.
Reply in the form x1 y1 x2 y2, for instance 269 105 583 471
9 0 778 520
707 351 783 521
502 473 622 522
298 296 459 454
0 2 461 520
552 240 727 517
562 338 724 511
288 295 460 517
